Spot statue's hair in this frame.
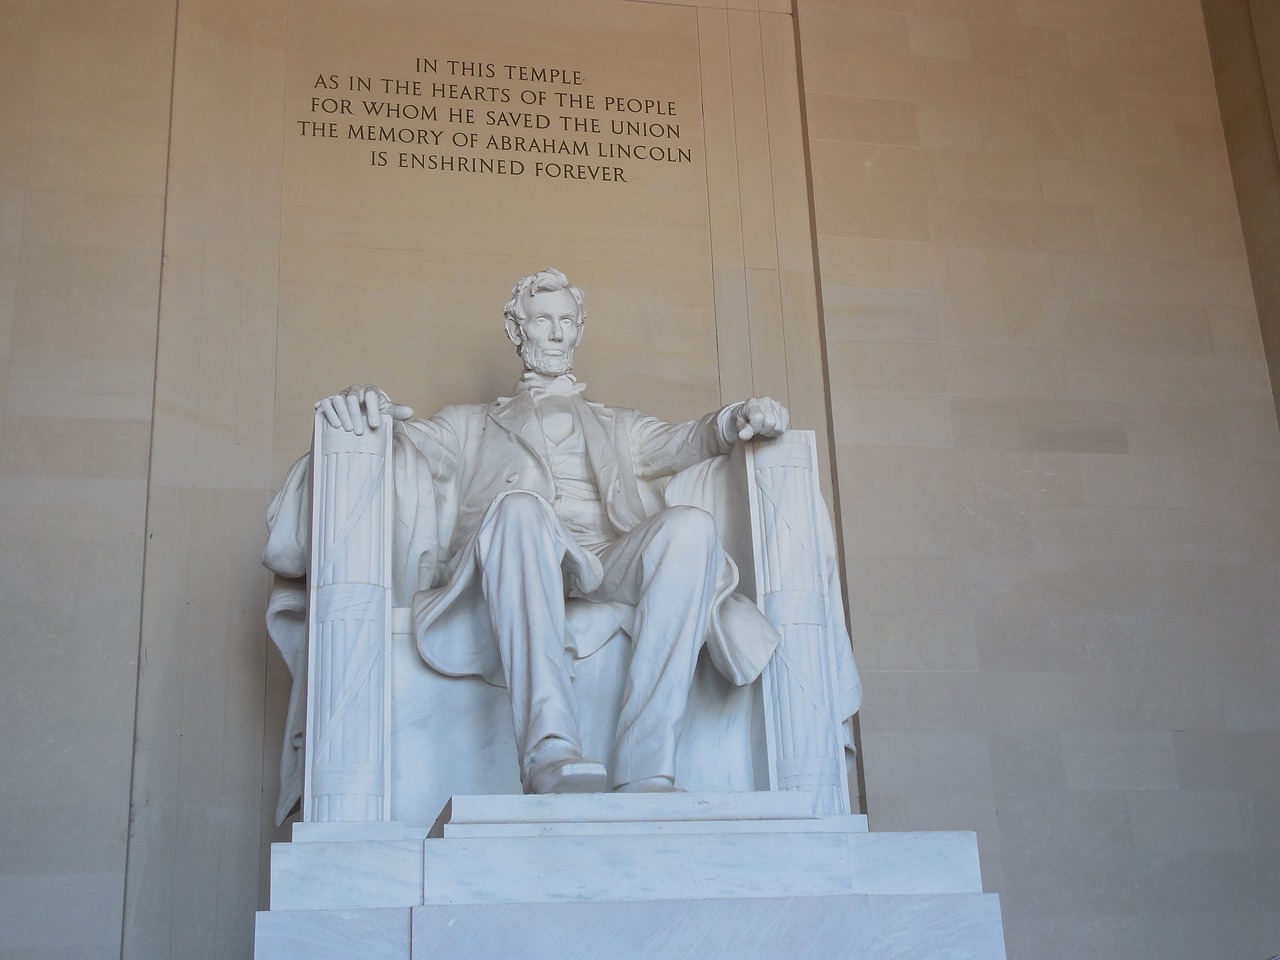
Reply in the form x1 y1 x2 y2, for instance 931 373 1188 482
503 267 586 330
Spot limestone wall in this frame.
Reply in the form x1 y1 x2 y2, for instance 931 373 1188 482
799 1 1280 957
0 2 173 957
1 1 1278 959
1203 0 1280 423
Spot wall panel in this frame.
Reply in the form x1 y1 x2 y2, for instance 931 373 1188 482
0 2 175 959
801 0 1280 957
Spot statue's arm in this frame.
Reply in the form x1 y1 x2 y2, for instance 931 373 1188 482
263 387 465 582
629 395 790 480
263 453 312 578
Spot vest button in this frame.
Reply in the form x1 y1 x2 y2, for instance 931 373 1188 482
506 473 519 483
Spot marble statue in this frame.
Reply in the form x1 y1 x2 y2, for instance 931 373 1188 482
263 268 861 823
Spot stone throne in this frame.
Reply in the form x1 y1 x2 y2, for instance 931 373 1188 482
266 412 862 832
256 414 1007 960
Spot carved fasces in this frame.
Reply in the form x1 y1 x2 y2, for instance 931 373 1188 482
304 414 395 822
747 431 852 816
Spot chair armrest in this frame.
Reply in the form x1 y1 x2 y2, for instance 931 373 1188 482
304 414 395 823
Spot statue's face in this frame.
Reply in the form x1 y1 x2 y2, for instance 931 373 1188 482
515 287 584 376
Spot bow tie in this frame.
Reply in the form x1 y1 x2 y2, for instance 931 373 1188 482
520 372 587 401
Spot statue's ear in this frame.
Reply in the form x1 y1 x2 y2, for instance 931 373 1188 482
504 316 523 346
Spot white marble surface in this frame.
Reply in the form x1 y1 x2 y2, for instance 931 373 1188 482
424 788 866 841
255 894 1006 960
262 791 1003 958
747 431 859 815
390 620 765 826
255 907 409 960
269 840 422 910
408 895 1006 960
303 420 394 823
434 815 870 839
292 821 404 843
270 812 981 911
420 830 982 906
430 790 819 835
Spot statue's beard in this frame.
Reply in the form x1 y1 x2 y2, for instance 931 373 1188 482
520 342 575 377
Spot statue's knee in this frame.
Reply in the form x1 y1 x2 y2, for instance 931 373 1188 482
479 492 553 550
657 505 718 553
491 490 547 525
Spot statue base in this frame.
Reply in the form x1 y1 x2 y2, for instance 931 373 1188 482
256 793 1007 959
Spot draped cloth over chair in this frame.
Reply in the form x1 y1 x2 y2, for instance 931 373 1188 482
264 414 861 827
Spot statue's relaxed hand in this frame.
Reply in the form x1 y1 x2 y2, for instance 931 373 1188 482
315 384 414 434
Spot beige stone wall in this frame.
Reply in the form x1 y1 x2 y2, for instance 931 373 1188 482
798 0 1280 957
1203 0 1280 424
3 0 1280 958
119 3 289 957
0 2 175 958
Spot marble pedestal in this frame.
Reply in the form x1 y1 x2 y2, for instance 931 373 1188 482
255 793 1007 959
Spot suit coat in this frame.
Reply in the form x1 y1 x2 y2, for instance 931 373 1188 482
395 385 778 687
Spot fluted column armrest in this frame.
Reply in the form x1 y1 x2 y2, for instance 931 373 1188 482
304 414 395 823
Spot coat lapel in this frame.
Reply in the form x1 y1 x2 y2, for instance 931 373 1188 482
489 388 647 533
489 392 548 463
577 401 646 532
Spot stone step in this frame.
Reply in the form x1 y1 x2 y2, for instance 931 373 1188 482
438 814 869 838
256 893 1008 960
428 790 838 836
421 830 984 905
271 828 983 910
286 792 865 843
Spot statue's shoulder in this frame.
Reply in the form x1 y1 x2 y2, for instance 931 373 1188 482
583 398 637 422
451 400 492 413
398 403 488 451
423 401 489 425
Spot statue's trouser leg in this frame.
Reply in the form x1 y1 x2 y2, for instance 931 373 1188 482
587 505 719 787
475 492 583 776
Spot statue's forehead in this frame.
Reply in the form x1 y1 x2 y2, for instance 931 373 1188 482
525 287 582 314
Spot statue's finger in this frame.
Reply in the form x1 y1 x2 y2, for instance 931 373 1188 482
390 404 415 421
344 392 364 435
330 395 352 432
319 397 341 429
364 388 382 429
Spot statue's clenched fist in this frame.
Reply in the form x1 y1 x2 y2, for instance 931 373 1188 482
732 396 789 442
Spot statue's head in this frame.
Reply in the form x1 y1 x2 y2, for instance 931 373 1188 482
503 267 586 377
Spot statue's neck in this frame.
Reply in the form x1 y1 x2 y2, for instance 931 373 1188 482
519 369 585 398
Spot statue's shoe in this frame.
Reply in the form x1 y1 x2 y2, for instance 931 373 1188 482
527 757 610 794
523 739 609 794
613 776 687 793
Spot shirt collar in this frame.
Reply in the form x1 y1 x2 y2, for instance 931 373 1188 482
517 370 587 400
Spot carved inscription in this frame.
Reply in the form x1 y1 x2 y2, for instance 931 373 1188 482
296 57 695 184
